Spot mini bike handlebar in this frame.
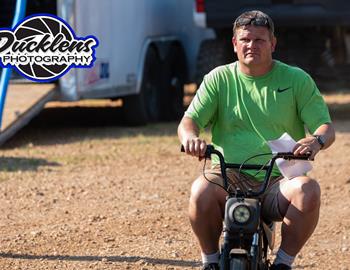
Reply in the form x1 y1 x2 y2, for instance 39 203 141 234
181 144 311 197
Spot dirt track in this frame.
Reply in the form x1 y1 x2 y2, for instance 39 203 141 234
0 95 349 270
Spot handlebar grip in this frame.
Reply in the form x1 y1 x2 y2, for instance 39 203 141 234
180 144 214 159
205 144 214 158
276 152 312 160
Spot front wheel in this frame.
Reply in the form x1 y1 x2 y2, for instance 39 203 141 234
230 256 247 270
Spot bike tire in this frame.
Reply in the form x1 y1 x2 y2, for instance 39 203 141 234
230 256 247 270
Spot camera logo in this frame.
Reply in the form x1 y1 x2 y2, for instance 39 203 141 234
0 14 98 82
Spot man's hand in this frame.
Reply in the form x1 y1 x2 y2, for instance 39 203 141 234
182 136 207 161
178 116 208 161
293 136 322 160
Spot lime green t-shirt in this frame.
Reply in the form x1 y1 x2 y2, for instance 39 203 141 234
185 60 331 180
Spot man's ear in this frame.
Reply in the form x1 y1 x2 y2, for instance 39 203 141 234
271 36 277 53
232 37 237 53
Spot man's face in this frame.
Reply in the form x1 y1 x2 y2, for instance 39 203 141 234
232 25 276 68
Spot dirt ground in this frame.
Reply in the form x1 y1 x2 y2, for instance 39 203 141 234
0 92 349 270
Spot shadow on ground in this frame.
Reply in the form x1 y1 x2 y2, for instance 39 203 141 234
328 103 350 120
0 156 60 172
0 252 200 267
3 106 180 148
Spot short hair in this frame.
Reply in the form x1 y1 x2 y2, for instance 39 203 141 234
233 10 275 37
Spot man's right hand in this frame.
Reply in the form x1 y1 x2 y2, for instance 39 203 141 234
182 137 207 160
178 116 207 161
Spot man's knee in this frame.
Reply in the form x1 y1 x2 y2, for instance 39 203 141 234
190 177 213 211
292 177 321 212
189 176 225 214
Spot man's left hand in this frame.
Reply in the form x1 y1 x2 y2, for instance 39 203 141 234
293 136 322 160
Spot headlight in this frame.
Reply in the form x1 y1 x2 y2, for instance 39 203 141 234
233 205 251 224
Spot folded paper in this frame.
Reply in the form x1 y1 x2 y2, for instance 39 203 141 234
267 133 312 179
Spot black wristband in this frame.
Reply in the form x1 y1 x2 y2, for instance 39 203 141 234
313 135 325 149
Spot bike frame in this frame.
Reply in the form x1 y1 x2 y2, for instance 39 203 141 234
197 145 310 270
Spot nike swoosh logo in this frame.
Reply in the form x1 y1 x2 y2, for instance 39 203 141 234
276 87 291 93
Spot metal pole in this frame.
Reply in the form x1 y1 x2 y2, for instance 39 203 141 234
0 0 27 129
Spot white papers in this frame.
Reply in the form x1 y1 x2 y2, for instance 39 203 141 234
267 133 312 179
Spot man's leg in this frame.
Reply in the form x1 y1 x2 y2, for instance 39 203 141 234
189 175 227 255
276 176 321 263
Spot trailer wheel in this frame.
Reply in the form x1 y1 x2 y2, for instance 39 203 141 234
195 39 232 86
123 47 162 125
161 46 187 121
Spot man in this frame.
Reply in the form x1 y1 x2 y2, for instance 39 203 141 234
178 10 335 270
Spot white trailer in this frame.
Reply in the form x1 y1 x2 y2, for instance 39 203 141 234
57 0 213 124
0 0 213 144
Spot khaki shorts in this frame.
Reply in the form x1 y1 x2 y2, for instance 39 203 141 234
203 166 286 222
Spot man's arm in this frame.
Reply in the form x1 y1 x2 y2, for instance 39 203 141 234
178 116 207 159
293 123 335 159
312 123 335 150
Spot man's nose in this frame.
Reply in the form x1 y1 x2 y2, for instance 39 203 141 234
246 40 255 48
